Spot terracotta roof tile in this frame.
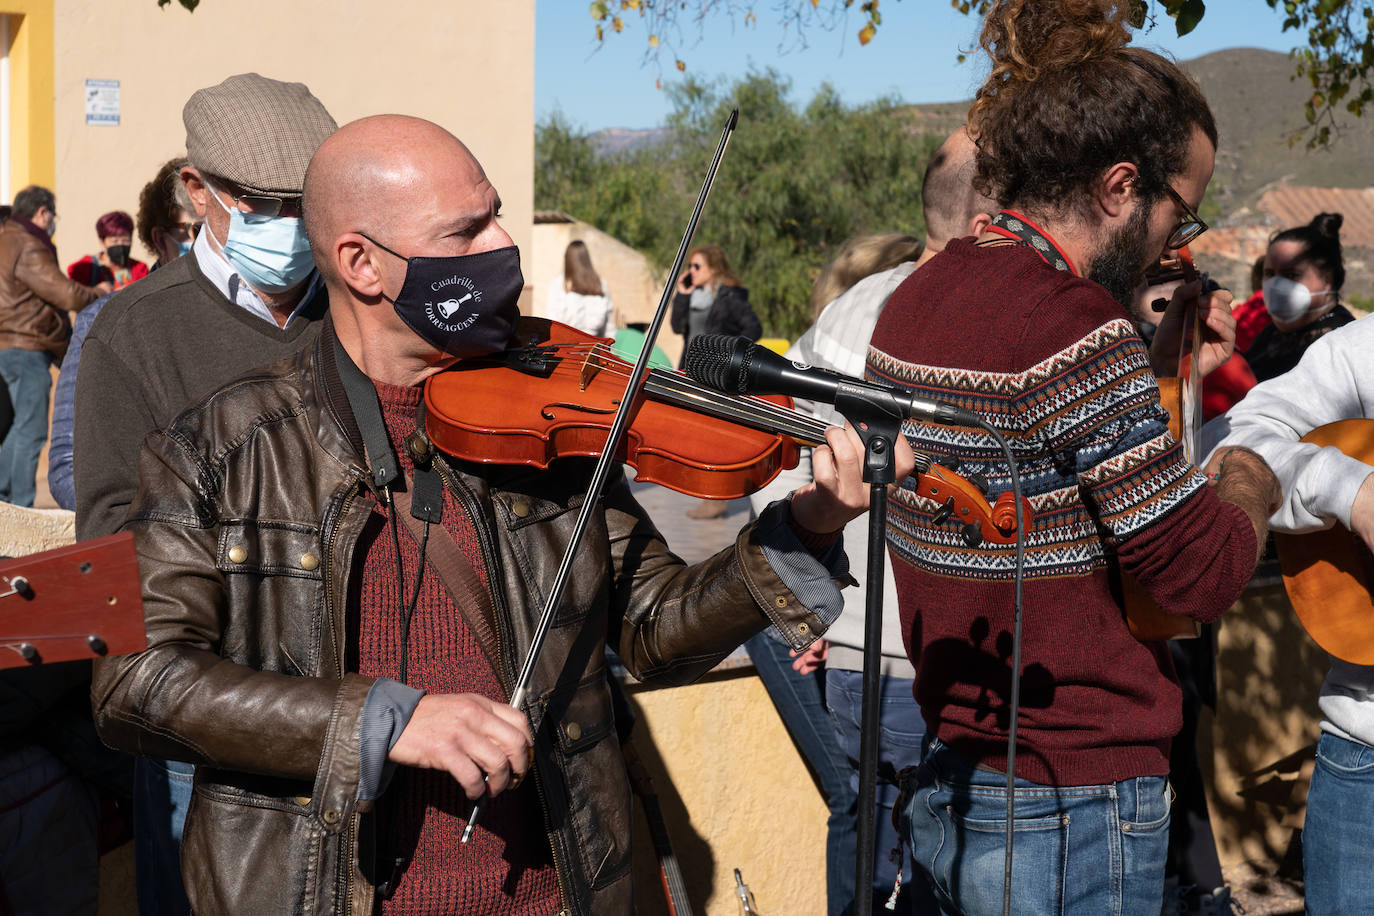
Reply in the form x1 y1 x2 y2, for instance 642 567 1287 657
1256 186 1374 249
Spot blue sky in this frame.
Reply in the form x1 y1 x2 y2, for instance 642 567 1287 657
536 1 1301 132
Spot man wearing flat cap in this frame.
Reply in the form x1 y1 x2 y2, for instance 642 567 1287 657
74 72 336 913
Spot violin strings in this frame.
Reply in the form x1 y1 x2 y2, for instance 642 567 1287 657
528 341 830 442
645 372 830 444
528 342 832 446
578 342 832 440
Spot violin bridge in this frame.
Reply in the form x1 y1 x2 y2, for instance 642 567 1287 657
578 352 603 391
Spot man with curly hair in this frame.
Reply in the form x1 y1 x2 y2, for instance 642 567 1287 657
866 1 1280 912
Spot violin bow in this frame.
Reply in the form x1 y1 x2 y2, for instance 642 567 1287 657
463 108 739 841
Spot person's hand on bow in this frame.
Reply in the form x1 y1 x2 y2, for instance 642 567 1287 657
389 694 533 799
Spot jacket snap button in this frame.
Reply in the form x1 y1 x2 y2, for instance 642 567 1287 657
564 722 582 742
405 430 432 464
797 621 810 635
322 808 341 824
774 595 788 608
295 796 311 807
511 500 531 518
300 552 320 571
228 545 247 564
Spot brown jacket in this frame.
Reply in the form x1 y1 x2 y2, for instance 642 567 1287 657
92 324 831 915
0 218 100 357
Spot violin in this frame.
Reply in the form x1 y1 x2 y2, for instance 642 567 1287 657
423 318 1029 545
1122 247 1206 641
1146 247 1205 461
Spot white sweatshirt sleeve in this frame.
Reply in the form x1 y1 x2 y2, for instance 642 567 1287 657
1203 316 1374 533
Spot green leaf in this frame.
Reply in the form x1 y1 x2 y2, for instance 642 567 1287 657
1175 0 1205 36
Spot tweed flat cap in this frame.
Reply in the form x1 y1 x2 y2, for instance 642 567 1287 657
183 73 336 197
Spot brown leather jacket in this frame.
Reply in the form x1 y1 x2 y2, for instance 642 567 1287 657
92 324 831 915
0 219 99 357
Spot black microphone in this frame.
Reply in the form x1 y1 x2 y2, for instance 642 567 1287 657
684 334 982 427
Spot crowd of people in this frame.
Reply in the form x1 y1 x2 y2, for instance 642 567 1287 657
0 0 1371 914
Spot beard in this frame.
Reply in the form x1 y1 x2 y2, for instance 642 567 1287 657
1088 199 1156 311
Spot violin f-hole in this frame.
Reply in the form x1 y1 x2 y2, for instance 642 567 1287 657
541 399 622 421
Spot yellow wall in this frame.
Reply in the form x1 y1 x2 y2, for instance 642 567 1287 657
3 0 56 190
627 670 829 915
46 0 533 274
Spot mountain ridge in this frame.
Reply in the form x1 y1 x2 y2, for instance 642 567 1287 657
588 48 1374 213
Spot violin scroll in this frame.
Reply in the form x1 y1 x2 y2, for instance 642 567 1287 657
911 463 1031 546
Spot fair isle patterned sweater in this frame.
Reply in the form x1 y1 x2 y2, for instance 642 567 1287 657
867 237 1256 786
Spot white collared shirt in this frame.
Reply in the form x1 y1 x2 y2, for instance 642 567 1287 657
193 226 320 328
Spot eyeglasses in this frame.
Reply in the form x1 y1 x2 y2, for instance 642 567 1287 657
688 262 705 271
209 180 293 218
1163 184 1208 249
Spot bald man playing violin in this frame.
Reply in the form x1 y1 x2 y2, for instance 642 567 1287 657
90 114 910 916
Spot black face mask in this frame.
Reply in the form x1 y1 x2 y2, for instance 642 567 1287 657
363 234 523 358
107 244 132 268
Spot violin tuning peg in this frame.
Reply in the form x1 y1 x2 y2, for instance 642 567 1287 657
937 456 962 472
967 472 989 496
960 522 984 548
932 497 955 525
991 492 1021 536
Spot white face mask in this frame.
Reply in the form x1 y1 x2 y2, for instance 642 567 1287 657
1263 275 1332 324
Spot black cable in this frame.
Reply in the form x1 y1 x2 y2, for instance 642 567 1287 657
972 419 1026 916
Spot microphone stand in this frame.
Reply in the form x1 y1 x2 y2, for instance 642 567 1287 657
830 393 904 916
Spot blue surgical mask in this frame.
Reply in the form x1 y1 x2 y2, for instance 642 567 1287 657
206 186 315 293
176 238 193 257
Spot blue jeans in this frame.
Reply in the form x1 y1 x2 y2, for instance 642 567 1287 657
898 738 1172 916
746 631 856 916
0 348 53 507
133 757 193 915
826 668 932 914
1303 731 1374 915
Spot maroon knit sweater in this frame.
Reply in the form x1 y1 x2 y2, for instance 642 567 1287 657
353 380 560 915
866 238 1256 786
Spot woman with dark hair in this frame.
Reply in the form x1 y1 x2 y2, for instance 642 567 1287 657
670 243 764 518
544 239 615 337
67 210 149 291
1244 212 1354 382
670 243 762 364
137 158 200 267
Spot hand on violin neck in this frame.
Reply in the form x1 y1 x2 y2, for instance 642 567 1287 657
790 423 916 534
1148 278 1236 379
